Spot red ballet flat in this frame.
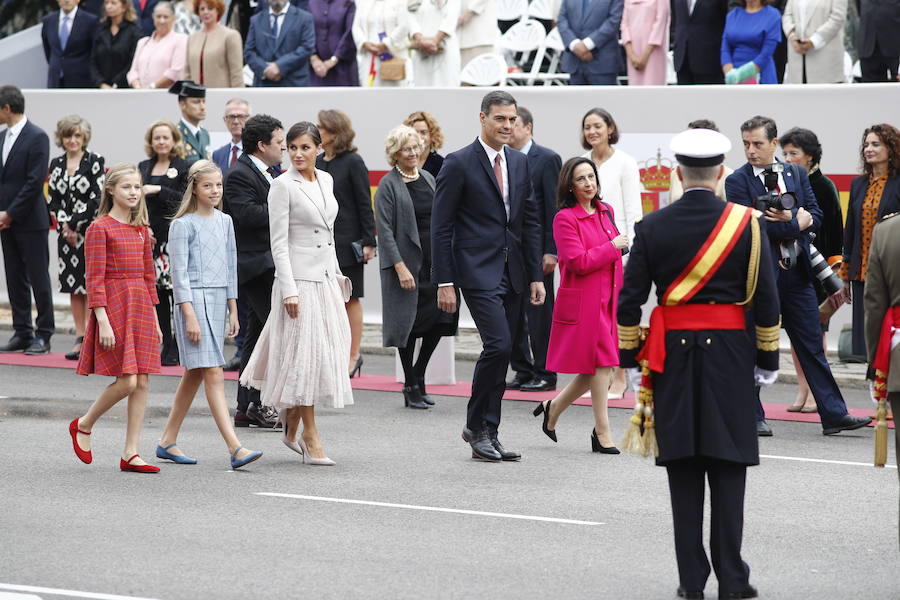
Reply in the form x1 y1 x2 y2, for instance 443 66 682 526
69 418 92 464
120 454 160 473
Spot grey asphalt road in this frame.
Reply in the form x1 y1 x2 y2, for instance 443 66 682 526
0 341 897 600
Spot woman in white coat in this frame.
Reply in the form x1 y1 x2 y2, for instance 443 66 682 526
240 122 353 466
353 0 412 86
408 0 462 87
782 0 847 83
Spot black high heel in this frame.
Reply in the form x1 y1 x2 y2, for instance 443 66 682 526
417 376 435 406
65 336 84 361
402 385 429 409
349 356 363 378
533 399 557 442
591 428 620 454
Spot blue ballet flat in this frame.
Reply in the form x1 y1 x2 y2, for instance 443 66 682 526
230 446 263 470
156 443 198 464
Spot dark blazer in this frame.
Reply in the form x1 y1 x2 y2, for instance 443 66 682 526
432 138 543 293
422 151 444 178
222 152 274 284
725 161 822 278
316 151 377 267
807 169 843 261
557 0 625 76
842 174 900 280
138 156 190 246
856 0 900 58
212 142 241 173
133 0 160 37
42 8 99 88
671 0 729 75
524 141 562 256
90 19 142 88
0 120 51 232
245 5 316 87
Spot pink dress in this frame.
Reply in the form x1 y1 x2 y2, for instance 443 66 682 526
620 0 670 86
546 203 624 374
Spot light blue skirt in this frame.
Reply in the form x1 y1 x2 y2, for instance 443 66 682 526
174 286 228 370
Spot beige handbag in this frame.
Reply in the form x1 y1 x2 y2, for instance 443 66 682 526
380 57 407 81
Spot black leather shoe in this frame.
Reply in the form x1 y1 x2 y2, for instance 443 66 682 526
24 338 50 355
489 432 521 461
520 377 556 392
223 354 242 371
234 411 253 428
533 399 557 442
756 420 773 437
822 414 872 435
417 376 435 406
677 587 704 599
246 402 279 428
719 585 757 599
462 428 502 462
402 385 429 409
0 335 32 353
591 428 620 454
506 374 532 390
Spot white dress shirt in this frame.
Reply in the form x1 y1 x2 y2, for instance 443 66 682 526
181 118 201 139
59 6 78 40
1 115 28 167
752 164 787 194
247 153 274 183
270 6 287 38
477 136 509 219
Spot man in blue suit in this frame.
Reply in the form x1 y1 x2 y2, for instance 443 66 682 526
726 115 871 437
557 0 624 85
432 91 546 462
0 86 54 355
212 98 252 174
132 0 159 37
42 0 99 88
244 0 316 87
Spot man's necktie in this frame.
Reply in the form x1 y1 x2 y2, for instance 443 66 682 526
582 0 591 17
271 13 281 37
268 165 282 178
60 15 70 51
140 0 148 11
493 154 504 200
229 145 239 168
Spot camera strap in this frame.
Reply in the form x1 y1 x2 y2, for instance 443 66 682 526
778 241 798 270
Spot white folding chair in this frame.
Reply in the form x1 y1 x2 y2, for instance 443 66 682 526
497 0 529 22
460 53 510 86
506 27 570 85
497 18 547 53
527 0 557 21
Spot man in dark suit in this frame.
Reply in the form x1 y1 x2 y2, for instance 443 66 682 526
244 0 316 87
0 86 54 355
619 127 780 600
856 0 900 82
133 0 159 37
170 81 210 165
42 0 99 88
670 0 728 84
222 114 285 428
725 115 871 437
506 106 562 393
432 91 545 462
557 0 624 85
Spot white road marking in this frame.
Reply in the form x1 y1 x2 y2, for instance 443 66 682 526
0 584 159 600
256 493 604 526
761 454 897 469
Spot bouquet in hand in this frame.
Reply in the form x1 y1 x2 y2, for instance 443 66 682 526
725 62 759 85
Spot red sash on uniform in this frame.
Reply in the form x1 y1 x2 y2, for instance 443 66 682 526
873 305 900 402
638 305 745 373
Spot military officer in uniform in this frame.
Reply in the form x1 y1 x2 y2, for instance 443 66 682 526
863 211 900 547
169 80 210 165
617 129 781 600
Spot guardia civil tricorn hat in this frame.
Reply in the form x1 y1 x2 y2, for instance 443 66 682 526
168 80 206 99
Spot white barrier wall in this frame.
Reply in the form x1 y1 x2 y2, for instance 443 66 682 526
3 84 900 345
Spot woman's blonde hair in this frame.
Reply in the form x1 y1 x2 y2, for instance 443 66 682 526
403 111 444 151
98 163 149 226
143 119 187 159
384 125 424 167
54 114 91 150
101 0 138 22
174 160 222 219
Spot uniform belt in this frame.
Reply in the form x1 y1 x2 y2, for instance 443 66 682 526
638 304 745 373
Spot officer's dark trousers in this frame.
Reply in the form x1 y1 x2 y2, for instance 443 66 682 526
758 267 848 425
236 268 274 413
666 458 751 594
510 270 556 384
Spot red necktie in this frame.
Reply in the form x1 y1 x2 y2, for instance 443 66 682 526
140 0 148 11
229 145 238 168
493 153 504 199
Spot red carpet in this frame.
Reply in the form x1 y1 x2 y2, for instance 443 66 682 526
0 352 889 428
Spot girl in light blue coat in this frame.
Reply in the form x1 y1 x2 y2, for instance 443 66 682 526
157 160 262 470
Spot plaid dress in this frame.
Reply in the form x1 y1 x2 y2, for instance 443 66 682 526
76 216 162 376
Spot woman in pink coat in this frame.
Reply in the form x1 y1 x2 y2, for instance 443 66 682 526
534 157 628 454
621 0 670 85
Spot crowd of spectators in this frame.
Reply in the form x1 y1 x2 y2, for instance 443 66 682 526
34 0 900 89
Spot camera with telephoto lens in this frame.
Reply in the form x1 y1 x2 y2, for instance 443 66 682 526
808 243 844 295
754 163 797 212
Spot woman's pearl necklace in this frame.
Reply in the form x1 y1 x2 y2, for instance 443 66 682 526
396 165 419 179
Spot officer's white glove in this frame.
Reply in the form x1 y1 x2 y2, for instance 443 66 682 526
754 367 778 387
627 367 643 391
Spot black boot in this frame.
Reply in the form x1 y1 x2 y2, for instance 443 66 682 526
417 376 435 406
403 385 429 409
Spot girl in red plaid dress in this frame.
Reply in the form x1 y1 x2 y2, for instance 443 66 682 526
69 163 164 473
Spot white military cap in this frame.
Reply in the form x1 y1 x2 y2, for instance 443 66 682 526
670 129 732 167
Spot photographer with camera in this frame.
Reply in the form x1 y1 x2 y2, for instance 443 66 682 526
726 116 872 437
